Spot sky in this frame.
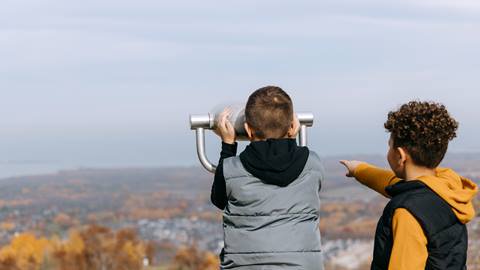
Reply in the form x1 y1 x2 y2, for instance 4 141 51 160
0 0 479 176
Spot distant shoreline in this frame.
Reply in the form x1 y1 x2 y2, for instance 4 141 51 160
1 152 478 181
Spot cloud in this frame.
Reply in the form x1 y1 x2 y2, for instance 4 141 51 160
0 0 479 169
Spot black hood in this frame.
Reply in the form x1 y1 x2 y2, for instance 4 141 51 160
239 138 309 187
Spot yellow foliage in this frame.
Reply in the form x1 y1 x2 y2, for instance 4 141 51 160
52 225 150 270
0 225 153 270
0 233 51 270
169 245 220 270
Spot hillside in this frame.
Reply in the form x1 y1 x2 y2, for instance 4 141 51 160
0 153 478 269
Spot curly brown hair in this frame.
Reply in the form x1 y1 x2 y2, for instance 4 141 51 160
384 101 459 168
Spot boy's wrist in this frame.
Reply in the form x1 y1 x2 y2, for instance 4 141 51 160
222 139 236 145
222 141 237 146
221 141 237 156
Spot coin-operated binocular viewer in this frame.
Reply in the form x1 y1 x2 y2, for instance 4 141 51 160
189 106 314 173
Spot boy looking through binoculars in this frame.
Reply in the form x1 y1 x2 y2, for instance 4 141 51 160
211 86 325 269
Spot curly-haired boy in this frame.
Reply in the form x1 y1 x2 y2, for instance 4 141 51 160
341 101 478 270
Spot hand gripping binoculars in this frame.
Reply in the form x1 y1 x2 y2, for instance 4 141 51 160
189 106 314 173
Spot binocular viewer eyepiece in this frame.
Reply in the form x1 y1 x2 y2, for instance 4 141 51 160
190 107 314 173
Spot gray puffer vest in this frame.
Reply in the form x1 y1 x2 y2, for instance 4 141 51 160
220 151 324 270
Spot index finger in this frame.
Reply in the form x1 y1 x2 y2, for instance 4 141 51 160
339 160 349 167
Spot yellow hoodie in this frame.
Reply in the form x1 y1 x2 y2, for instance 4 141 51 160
354 163 478 270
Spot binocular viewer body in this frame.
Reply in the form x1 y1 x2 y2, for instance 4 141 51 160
190 106 314 173
190 105 251 141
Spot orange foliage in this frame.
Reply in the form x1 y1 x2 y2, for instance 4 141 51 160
0 222 16 231
53 213 76 228
52 225 148 270
320 201 380 238
0 233 51 270
0 225 153 270
122 195 189 220
169 245 219 270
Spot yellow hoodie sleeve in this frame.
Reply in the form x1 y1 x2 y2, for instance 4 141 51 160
353 163 402 197
389 208 428 270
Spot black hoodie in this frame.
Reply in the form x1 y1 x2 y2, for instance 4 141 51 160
210 139 309 210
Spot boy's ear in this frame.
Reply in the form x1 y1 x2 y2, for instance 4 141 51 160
244 122 254 140
397 147 408 166
287 114 300 138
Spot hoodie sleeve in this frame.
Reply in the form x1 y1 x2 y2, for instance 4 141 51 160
353 163 402 198
210 142 237 210
388 208 428 270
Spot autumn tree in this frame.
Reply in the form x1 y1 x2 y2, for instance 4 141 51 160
52 225 149 270
169 245 219 270
0 233 51 270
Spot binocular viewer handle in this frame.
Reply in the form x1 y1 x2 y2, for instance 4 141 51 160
190 112 314 173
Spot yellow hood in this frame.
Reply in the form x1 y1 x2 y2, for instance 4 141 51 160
417 168 478 224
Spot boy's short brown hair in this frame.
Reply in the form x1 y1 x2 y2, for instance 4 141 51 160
385 101 459 168
245 86 293 139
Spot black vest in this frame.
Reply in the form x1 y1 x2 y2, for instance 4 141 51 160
371 180 468 270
